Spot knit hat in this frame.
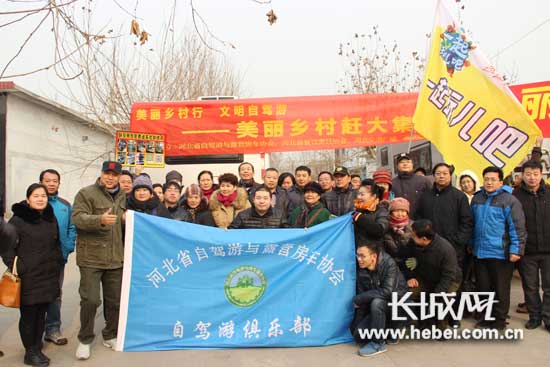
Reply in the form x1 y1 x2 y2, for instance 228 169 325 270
373 169 392 185
133 174 153 193
389 197 410 213
185 183 204 198
304 182 323 196
165 170 182 183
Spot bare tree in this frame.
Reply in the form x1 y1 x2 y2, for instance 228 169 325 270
334 25 426 173
0 0 274 82
338 25 425 95
60 23 241 124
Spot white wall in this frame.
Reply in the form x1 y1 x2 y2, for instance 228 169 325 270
5 94 114 216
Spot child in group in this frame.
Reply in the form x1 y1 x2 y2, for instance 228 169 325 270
383 197 414 277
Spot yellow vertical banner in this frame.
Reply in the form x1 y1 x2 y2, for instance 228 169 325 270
413 0 541 176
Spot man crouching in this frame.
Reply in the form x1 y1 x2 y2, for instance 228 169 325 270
350 242 408 357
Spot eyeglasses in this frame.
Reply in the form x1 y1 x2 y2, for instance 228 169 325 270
483 177 500 182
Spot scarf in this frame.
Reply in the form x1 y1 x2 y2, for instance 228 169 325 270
217 190 238 207
202 186 216 200
354 197 379 212
389 213 409 235
381 191 390 201
186 207 198 221
106 186 120 199
239 179 256 190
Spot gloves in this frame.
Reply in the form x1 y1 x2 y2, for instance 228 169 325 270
351 211 362 222
405 257 417 271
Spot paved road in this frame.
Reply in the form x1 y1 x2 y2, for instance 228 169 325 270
1 257 549 367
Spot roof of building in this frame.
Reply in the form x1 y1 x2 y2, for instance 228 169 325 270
0 81 116 136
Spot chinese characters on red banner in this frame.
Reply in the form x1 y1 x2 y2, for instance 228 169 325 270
130 94 422 156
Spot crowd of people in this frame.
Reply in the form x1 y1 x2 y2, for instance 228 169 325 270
1 150 549 364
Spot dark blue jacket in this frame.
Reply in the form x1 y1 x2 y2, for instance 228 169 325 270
471 185 526 260
49 194 77 263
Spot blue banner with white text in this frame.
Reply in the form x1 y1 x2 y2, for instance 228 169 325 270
117 211 356 351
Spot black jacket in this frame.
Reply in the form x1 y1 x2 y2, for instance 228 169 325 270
166 203 189 221
6 202 62 306
383 225 415 278
249 185 289 215
180 200 216 227
0 219 17 259
353 202 389 247
354 251 408 305
286 186 305 214
406 234 462 293
322 185 358 216
229 206 289 229
126 195 172 218
238 179 261 194
414 184 473 262
392 172 432 217
513 181 550 255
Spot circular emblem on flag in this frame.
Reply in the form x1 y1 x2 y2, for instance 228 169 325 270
224 265 267 307
439 24 475 77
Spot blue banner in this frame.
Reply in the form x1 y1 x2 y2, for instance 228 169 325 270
117 211 356 351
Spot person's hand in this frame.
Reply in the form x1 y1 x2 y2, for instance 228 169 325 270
100 208 117 225
536 136 543 147
121 211 126 222
510 254 521 262
405 257 417 270
135 165 145 176
353 303 359 309
407 278 419 288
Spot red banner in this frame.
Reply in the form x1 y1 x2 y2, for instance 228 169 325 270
130 84 549 156
510 81 550 137
130 94 421 156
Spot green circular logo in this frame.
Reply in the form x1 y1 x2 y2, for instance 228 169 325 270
224 265 267 307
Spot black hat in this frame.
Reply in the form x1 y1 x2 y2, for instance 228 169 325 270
333 166 350 176
304 182 323 195
165 170 183 183
396 153 412 163
101 161 122 174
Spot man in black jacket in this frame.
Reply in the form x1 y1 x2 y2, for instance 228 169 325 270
230 188 289 229
513 160 550 332
249 168 289 215
351 242 408 357
391 153 432 217
415 163 473 273
286 165 312 213
407 219 461 294
322 166 357 216
407 220 461 329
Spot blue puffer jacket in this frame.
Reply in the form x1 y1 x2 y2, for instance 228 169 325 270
49 194 77 263
471 185 526 260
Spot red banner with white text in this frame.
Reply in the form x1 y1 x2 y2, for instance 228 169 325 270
510 81 550 137
130 94 422 156
130 84 549 156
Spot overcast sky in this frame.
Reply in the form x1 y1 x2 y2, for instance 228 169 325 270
1 0 549 103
